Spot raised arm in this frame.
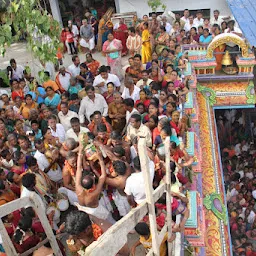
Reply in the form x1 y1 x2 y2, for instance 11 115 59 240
75 143 84 194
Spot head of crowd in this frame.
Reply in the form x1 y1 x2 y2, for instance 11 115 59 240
0 6 250 256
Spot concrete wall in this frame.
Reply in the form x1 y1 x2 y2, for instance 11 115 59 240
117 0 232 19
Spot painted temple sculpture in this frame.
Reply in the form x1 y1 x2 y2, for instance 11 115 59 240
183 33 255 255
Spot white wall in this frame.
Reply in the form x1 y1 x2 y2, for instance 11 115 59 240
118 0 232 19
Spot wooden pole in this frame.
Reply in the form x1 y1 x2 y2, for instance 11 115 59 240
164 136 172 256
138 138 160 256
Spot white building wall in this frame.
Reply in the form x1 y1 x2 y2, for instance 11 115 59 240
118 0 232 19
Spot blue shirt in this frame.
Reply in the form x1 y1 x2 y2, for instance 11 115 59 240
45 93 61 108
28 87 46 104
199 34 212 44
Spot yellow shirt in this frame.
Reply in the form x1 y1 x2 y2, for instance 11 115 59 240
140 233 168 256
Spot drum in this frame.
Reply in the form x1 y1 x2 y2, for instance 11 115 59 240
57 199 69 211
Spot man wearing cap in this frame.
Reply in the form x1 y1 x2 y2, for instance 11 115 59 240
55 66 72 92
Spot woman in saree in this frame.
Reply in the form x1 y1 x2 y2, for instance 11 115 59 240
113 18 128 56
141 22 152 64
102 33 123 80
155 26 169 55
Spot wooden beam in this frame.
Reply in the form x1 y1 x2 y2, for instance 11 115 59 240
0 220 18 256
20 238 49 256
164 137 173 256
138 138 160 256
0 197 31 217
30 194 63 256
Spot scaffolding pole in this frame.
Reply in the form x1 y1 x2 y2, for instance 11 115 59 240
138 138 160 256
164 137 172 256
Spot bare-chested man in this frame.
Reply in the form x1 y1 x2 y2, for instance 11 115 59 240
75 144 116 223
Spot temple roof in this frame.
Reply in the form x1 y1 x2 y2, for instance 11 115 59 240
226 0 256 46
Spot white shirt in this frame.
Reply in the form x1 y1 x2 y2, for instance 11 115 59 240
136 79 153 89
127 123 152 147
126 108 139 124
21 186 46 211
57 72 71 91
50 123 66 143
58 110 79 131
68 63 80 77
79 93 108 123
193 18 204 28
66 126 90 141
71 24 79 38
210 16 223 26
122 86 140 102
93 73 121 94
12 64 24 80
225 27 243 47
34 150 62 182
184 22 196 32
161 22 172 34
124 160 155 204
181 16 189 24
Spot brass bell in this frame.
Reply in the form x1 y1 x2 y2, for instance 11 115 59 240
222 51 233 66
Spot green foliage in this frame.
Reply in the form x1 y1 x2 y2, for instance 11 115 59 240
147 0 166 12
0 0 61 63
0 70 10 87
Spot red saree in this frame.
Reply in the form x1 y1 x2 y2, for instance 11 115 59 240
114 23 128 55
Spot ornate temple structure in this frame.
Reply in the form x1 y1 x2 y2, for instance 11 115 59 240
183 33 255 255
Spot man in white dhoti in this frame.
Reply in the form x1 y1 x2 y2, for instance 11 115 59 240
79 19 95 53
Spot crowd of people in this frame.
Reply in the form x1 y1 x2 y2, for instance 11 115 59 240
217 109 256 256
0 6 249 256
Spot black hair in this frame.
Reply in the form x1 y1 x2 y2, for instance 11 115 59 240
135 222 150 236
99 65 108 73
160 25 166 31
150 81 161 91
113 160 126 175
10 58 16 64
25 94 32 100
123 98 134 107
81 175 94 189
110 131 122 140
13 150 23 164
0 180 5 195
65 210 92 235
21 173 36 189
0 149 10 158
168 94 177 102
133 156 141 171
85 85 95 92
149 115 158 125
13 215 33 244
26 156 37 167
134 54 142 60
70 93 79 100
171 172 177 184
170 141 177 149
161 124 172 136
170 161 176 172
150 97 159 107
21 207 35 218
6 171 15 183
60 101 68 107
97 123 107 133
72 55 79 62
129 27 135 33
70 117 80 124
113 146 125 157
80 63 88 70
31 120 39 126
130 113 141 122
93 110 102 116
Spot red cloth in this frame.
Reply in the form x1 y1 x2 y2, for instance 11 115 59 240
152 127 160 143
135 99 151 109
64 31 74 43
114 24 128 55
10 184 21 197
13 234 40 253
170 121 180 136
172 149 185 163
177 173 188 185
